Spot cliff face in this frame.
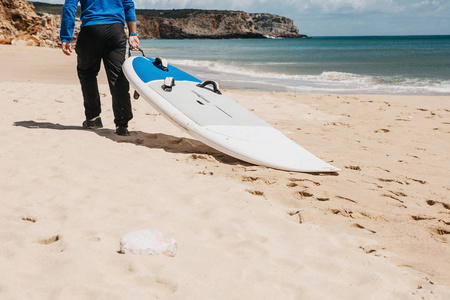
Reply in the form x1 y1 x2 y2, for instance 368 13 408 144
137 10 301 39
0 0 40 45
0 0 62 46
0 1 304 47
251 13 305 38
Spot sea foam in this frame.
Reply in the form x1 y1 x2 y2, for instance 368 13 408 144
169 59 450 95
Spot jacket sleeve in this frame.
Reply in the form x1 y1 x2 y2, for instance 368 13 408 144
60 0 79 42
123 0 137 22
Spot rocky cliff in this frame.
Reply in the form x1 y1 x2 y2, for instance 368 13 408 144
0 0 62 46
136 9 302 39
0 1 305 47
251 13 305 38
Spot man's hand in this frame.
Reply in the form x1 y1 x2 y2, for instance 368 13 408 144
129 36 139 49
62 42 72 56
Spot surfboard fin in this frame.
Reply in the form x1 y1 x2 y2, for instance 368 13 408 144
162 77 175 92
153 57 169 71
197 80 222 95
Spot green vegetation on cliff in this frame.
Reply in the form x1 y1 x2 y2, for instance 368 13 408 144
32 2 235 19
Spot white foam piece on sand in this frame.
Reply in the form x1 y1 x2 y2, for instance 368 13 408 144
120 229 177 257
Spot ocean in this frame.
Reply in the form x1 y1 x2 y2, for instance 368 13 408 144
138 35 450 95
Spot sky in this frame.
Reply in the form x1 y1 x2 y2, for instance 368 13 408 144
40 0 450 36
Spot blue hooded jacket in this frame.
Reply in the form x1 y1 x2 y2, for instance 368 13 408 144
60 0 136 42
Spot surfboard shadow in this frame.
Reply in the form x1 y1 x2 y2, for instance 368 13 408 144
13 120 246 166
97 130 247 166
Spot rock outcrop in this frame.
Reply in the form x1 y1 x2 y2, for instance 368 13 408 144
0 0 63 47
0 0 40 45
136 10 302 39
0 1 305 47
251 13 305 38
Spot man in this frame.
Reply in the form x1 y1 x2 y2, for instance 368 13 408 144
60 0 139 136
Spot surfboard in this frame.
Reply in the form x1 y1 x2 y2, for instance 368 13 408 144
122 55 340 173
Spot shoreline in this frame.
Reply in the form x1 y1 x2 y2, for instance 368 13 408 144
176 62 450 97
1 44 449 299
136 36 450 97
2 44 448 97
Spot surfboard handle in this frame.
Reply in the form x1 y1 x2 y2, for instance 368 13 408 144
197 80 222 95
128 47 145 58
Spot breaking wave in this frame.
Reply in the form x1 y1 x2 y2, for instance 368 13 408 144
168 59 450 95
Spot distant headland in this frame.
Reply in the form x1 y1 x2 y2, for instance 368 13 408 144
0 0 308 47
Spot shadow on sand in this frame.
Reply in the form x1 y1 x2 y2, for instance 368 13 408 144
13 120 247 166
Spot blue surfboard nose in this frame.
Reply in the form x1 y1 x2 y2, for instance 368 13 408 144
132 57 201 84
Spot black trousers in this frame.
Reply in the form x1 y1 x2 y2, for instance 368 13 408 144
76 23 132 127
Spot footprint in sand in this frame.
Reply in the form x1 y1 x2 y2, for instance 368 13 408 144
330 208 354 219
21 216 37 223
441 220 450 226
411 215 436 221
381 193 407 207
297 190 314 198
405 177 427 185
345 165 361 171
426 200 450 210
288 211 303 224
294 189 330 202
316 197 330 202
388 190 407 197
153 277 178 295
197 170 214 176
190 154 215 162
37 234 60 245
378 178 405 185
241 175 277 185
360 246 377 254
336 195 357 203
246 189 264 197
352 223 377 234
374 128 390 133
430 227 450 238
288 178 321 186
241 176 260 183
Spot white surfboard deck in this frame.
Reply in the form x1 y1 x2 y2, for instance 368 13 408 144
123 56 340 173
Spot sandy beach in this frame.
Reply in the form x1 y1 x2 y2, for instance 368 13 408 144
1 44 449 299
